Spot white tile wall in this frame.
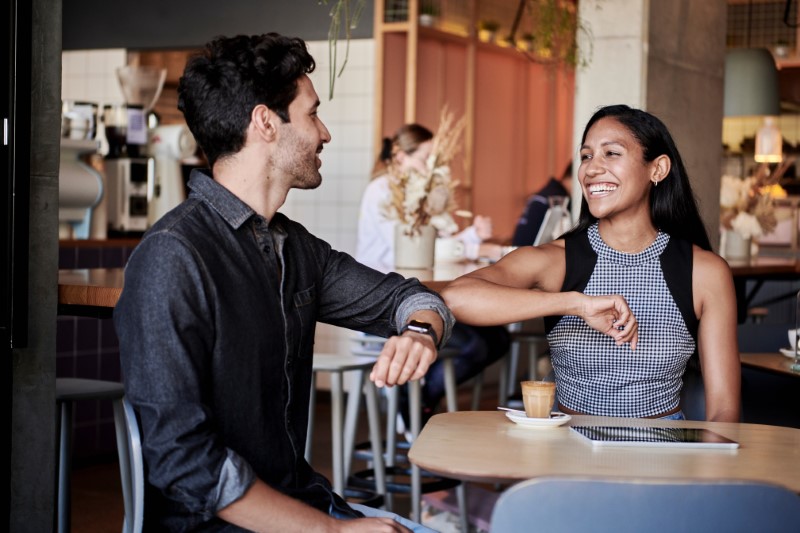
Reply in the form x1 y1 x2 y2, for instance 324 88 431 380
61 49 128 106
61 40 377 257
284 39 377 256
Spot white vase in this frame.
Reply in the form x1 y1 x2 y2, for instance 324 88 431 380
394 224 436 269
722 230 751 261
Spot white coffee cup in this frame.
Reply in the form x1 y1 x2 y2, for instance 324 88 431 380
788 329 797 351
435 237 465 262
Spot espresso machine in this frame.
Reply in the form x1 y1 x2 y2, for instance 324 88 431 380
104 66 166 235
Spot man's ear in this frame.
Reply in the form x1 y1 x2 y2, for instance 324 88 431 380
250 104 278 142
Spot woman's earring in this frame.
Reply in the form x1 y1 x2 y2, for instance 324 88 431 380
652 178 659 187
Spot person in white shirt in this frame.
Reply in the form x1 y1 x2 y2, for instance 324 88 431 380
356 123 509 422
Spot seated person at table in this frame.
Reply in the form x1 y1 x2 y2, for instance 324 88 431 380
115 33 452 532
356 124 509 423
511 162 573 246
442 105 740 422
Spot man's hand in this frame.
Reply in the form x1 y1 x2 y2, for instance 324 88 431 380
369 331 437 388
579 294 639 350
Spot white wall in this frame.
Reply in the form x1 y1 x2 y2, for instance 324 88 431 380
285 39 376 256
61 40 377 257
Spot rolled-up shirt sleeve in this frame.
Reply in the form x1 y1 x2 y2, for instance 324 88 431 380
115 232 255 518
311 234 454 344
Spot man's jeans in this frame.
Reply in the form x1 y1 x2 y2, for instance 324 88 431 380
332 503 438 532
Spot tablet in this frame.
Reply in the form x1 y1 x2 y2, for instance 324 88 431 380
570 425 739 449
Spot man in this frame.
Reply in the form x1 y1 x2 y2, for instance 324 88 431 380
114 33 453 532
511 162 573 246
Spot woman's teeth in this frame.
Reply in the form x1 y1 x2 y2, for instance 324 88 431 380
588 184 617 194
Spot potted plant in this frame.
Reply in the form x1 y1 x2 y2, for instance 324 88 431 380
773 38 791 59
479 20 501 43
419 2 440 27
519 32 535 52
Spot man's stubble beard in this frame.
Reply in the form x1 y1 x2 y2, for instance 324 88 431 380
274 125 323 190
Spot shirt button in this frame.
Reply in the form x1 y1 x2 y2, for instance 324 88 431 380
263 245 271 253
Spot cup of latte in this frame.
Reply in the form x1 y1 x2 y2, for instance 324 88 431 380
520 380 556 418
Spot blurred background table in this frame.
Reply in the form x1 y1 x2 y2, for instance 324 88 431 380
740 352 799 378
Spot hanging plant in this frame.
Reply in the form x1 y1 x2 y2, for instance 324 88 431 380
322 0 366 99
507 0 593 68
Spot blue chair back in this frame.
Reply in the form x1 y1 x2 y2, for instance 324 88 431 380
490 477 800 533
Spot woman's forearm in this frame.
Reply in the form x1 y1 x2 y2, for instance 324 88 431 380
441 275 639 348
441 277 582 326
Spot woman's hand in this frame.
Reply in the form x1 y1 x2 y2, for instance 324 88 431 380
472 215 493 240
579 294 639 350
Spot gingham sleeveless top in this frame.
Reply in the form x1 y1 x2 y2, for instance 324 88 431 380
547 223 696 417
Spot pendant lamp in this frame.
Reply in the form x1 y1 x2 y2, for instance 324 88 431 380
723 48 783 163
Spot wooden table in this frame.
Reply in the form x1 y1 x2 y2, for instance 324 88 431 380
740 352 800 378
726 256 800 323
408 411 800 492
58 255 798 316
56 262 486 313
58 268 124 317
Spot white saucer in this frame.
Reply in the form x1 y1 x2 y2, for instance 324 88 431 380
779 348 798 359
505 411 572 428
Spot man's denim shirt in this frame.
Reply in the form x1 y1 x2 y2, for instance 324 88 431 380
114 170 454 531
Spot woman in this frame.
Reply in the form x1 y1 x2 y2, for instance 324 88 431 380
356 124 491 271
441 105 740 422
356 123 508 421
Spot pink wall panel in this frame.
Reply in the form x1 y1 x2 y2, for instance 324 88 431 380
473 49 529 239
382 33 408 141
380 33 575 241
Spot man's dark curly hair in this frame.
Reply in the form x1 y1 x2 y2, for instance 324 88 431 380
177 33 315 167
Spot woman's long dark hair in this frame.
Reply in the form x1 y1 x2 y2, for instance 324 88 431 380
565 105 712 251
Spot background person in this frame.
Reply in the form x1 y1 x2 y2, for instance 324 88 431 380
356 123 509 424
512 162 573 246
442 104 741 423
115 33 452 532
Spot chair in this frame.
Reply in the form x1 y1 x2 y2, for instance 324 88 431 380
55 378 127 533
347 334 468 528
490 477 800 533
502 319 549 405
305 353 386 500
115 397 144 533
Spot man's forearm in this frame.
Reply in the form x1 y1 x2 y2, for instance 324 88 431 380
217 478 337 532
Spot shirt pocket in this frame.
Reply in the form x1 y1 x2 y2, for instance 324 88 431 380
293 284 317 359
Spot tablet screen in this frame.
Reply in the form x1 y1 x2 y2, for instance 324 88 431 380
570 425 739 449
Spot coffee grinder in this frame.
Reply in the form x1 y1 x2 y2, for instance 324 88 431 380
104 65 166 235
148 124 197 225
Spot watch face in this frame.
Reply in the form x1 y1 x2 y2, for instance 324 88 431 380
407 320 432 332
403 320 438 347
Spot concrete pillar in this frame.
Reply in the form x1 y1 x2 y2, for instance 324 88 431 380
10 0 62 530
574 0 727 250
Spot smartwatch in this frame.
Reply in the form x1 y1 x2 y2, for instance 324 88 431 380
400 320 439 348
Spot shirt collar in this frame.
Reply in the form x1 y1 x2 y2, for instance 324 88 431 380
187 168 257 230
